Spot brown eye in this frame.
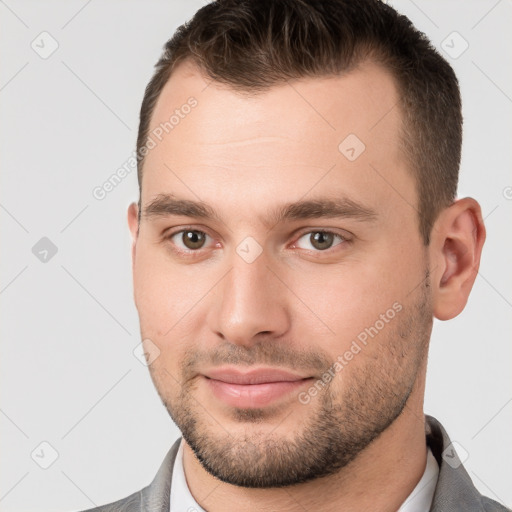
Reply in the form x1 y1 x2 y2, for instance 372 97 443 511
168 229 210 252
310 232 335 250
295 231 345 252
181 230 207 250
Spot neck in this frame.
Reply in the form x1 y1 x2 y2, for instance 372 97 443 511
183 371 428 512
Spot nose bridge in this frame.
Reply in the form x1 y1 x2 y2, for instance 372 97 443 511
208 246 290 346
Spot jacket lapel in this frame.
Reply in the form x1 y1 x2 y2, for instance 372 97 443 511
141 438 181 512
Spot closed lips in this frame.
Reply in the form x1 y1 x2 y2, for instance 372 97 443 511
203 368 312 385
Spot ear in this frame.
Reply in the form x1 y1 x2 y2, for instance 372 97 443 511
429 198 486 321
127 201 139 270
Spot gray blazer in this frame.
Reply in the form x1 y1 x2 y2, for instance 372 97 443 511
79 415 510 511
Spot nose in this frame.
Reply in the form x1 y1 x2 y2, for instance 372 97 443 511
207 249 291 347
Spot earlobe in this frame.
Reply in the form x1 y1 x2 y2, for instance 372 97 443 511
430 198 486 321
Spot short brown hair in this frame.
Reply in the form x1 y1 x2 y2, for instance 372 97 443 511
136 0 462 244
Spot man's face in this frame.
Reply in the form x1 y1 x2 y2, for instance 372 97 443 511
129 60 433 487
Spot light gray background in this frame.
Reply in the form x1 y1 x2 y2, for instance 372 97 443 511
1 1 511 510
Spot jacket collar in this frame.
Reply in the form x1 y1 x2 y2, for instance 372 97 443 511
425 415 487 511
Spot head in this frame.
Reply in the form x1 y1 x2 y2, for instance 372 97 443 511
128 0 485 488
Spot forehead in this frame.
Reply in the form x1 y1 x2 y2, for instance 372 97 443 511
147 58 402 149
141 59 414 220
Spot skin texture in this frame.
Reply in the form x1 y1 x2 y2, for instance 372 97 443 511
127 60 485 511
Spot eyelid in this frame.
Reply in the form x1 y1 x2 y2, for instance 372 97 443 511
164 225 215 240
291 227 351 241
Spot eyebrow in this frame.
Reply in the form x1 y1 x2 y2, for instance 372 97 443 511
143 193 377 228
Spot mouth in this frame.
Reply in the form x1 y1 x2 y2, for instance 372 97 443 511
202 367 314 408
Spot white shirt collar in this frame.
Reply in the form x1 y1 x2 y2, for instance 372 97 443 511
170 439 206 512
170 439 439 512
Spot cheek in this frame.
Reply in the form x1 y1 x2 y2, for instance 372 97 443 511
288 263 405 341
286 246 423 369
132 242 217 355
133 243 190 339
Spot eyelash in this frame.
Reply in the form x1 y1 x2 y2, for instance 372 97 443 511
164 227 349 258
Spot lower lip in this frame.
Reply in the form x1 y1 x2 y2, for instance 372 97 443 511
205 377 312 408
